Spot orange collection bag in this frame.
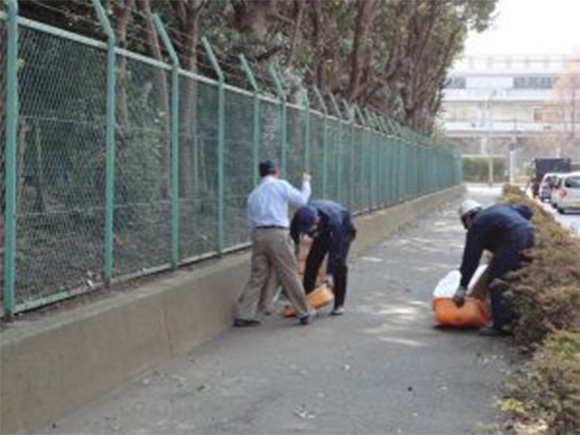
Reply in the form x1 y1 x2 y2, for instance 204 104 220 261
282 237 334 317
282 284 334 317
432 266 490 329
432 297 489 328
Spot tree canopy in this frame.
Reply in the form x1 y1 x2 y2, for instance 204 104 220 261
18 0 498 134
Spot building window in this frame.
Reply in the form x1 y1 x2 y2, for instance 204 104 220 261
513 76 559 89
446 76 466 89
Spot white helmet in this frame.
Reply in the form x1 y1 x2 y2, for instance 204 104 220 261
458 199 482 219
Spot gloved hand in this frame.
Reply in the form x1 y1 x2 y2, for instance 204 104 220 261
452 286 468 307
325 274 335 288
302 173 312 183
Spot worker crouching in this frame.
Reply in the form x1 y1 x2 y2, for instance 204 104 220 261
453 199 535 336
291 200 357 316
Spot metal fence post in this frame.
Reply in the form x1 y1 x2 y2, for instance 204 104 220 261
268 66 287 177
328 93 343 203
3 0 19 318
362 109 374 210
201 37 225 254
153 14 180 268
368 112 381 207
299 85 310 173
383 119 395 203
376 113 388 206
413 146 418 197
239 54 260 187
312 85 328 198
396 137 402 203
371 113 379 205
341 99 355 211
378 117 388 204
367 113 378 209
92 0 116 285
353 105 367 210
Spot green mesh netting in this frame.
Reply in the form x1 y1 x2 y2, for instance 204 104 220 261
14 26 107 304
0 18 461 314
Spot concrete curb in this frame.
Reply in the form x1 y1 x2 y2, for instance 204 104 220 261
0 185 465 434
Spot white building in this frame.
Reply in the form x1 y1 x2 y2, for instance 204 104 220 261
442 55 579 168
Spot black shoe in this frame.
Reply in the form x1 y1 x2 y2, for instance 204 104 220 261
479 326 510 337
299 308 317 325
234 318 261 327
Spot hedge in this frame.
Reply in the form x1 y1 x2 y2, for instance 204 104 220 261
463 154 506 182
496 185 580 435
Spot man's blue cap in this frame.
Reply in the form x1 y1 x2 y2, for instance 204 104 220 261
259 159 278 177
295 205 318 233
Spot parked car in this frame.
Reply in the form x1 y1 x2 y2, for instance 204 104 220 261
550 174 565 208
554 172 580 214
539 172 561 202
531 157 572 198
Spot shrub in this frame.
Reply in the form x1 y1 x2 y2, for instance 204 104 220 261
495 186 580 434
502 184 524 197
463 154 506 182
500 331 580 435
495 193 580 347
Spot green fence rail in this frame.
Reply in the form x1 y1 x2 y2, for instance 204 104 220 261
0 4 463 318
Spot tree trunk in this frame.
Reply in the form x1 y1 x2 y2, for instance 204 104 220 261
172 0 205 199
114 0 133 128
286 0 307 68
348 0 376 101
137 0 170 199
308 0 325 88
33 121 45 213
17 121 28 215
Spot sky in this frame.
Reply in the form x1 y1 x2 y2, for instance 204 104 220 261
464 0 580 57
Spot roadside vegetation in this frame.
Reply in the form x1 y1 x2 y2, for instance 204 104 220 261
496 185 580 435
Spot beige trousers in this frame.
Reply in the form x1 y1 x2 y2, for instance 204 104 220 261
235 229 310 319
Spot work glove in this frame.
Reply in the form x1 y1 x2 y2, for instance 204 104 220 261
302 173 312 183
325 274 335 289
453 286 468 307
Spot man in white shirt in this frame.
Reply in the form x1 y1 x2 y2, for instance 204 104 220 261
234 160 313 326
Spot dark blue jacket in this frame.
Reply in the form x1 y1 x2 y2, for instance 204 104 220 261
459 204 533 288
291 200 356 275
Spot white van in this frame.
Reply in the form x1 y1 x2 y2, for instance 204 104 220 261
554 172 580 214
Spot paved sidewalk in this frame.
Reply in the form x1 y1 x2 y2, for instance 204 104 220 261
47 189 512 435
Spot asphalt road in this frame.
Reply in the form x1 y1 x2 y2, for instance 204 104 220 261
538 199 580 237
46 188 513 435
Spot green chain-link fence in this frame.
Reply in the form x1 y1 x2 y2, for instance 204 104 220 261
0 4 462 318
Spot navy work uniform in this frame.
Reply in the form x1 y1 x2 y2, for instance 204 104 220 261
291 200 357 314
459 204 534 330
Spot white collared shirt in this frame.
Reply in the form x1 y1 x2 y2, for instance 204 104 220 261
247 176 311 229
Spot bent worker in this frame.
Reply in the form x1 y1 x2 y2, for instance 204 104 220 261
453 199 534 335
234 160 314 327
290 200 357 316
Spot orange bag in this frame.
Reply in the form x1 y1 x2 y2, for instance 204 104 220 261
433 297 489 328
281 237 333 317
282 284 334 317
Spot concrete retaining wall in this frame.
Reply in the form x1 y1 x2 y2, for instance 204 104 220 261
0 185 464 434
